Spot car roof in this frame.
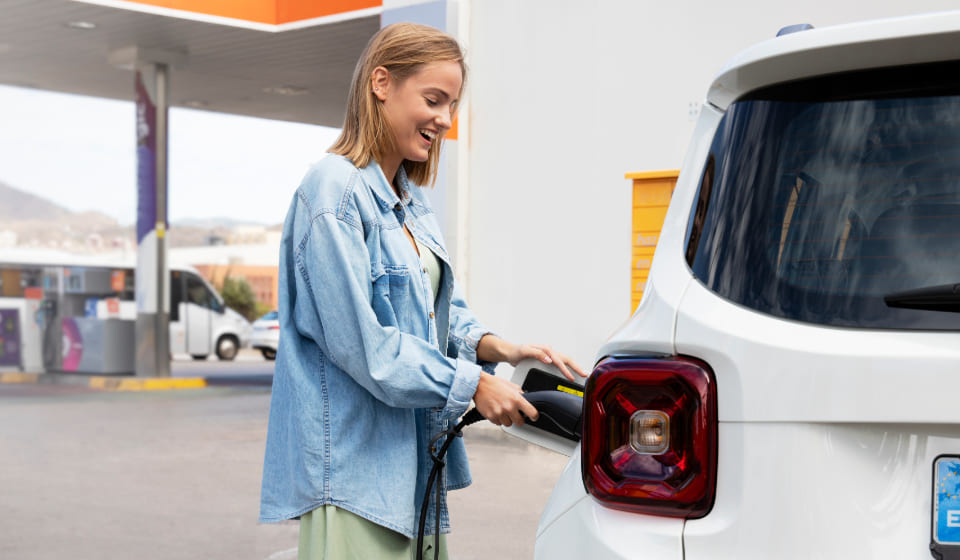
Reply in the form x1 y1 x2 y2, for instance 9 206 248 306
708 10 960 109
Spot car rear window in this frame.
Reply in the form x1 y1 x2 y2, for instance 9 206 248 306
687 62 960 329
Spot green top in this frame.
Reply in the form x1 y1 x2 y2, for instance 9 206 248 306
415 238 442 301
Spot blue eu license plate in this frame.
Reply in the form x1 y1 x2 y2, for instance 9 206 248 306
933 456 960 548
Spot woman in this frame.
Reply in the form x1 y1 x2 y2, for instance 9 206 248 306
259 22 584 559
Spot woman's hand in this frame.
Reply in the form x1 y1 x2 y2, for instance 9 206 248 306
503 343 586 382
472 372 538 427
476 335 587 382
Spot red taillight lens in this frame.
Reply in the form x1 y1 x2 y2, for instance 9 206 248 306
582 356 717 518
269 325 280 330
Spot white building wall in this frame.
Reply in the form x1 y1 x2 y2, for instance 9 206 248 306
461 1 959 369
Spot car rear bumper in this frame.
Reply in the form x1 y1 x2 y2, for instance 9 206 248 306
250 334 278 351
535 494 683 559
534 449 684 559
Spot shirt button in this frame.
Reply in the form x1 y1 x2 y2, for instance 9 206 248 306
422 267 427 273
394 203 402 211
429 312 435 319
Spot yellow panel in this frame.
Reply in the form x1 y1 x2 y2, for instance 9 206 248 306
632 206 670 232
625 169 681 181
627 170 679 315
632 246 657 259
633 183 675 206
633 230 661 250
631 277 648 295
632 255 654 272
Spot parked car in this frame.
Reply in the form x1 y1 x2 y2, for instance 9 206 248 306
509 12 960 559
251 310 279 360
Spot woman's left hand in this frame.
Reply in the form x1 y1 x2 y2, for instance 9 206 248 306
477 335 588 382
505 343 587 382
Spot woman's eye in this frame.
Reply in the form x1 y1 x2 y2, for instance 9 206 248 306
425 98 438 106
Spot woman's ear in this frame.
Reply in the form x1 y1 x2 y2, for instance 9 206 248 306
371 66 390 102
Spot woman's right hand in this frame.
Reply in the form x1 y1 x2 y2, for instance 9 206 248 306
473 372 539 427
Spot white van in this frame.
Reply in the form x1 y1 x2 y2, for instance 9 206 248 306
167 267 253 360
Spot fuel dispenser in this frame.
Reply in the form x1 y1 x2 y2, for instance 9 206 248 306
44 266 135 374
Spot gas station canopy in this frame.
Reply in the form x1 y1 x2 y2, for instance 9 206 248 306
0 0 382 126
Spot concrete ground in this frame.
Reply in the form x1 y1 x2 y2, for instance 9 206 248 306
0 382 570 559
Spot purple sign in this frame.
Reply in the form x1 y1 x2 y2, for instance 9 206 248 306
136 69 161 243
0 309 21 368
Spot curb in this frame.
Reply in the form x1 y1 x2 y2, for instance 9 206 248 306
0 372 272 392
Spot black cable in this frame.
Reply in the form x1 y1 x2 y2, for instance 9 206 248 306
413 392 582 559
416 407 485 560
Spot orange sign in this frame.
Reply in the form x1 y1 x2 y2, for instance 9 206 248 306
111 270 126 292
116 0 381 25
23 287 43 300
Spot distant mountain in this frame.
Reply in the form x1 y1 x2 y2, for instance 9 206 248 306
0 181 119 227
0 180 72 222
0 182 279 251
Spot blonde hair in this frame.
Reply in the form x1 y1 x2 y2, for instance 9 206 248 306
329 22 466 186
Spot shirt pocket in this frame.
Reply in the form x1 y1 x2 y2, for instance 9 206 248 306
371 265 413 328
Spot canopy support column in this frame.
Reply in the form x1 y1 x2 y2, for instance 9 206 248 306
134 62 170 377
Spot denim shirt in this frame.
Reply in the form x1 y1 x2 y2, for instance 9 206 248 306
259 154 496 538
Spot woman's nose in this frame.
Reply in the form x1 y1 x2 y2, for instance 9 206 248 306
436 111 452 131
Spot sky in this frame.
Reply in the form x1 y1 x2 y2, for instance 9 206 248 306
0 84 342 226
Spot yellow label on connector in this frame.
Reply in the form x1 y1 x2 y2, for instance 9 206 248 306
556 385 583 398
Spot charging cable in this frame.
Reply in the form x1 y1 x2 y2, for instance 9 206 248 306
416 407 485 560
415 391 583 560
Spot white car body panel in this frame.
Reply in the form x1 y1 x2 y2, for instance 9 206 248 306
216 307 252 350
683 422 960 559
600 103 723 361
708 11 960 110
536 453 684 560
676 279 960 423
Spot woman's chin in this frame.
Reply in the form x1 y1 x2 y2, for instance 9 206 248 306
405 150 430 163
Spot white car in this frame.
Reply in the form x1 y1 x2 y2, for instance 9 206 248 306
509 12 960 559
250 310 279 360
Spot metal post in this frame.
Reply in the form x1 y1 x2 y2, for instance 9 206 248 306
154 63 170 377
134 61 170 377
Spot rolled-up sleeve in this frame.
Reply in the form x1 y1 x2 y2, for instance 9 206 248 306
448 279 499 374
292 189 480 420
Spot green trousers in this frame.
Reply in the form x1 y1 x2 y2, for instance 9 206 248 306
299 506 449 560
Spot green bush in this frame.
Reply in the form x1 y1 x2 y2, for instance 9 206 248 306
254 301 274 319
220 276 257 322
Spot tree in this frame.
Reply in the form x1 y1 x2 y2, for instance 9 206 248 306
220 276 257 322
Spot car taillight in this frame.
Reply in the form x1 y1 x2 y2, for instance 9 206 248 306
582 355 717 518
269 325 280 330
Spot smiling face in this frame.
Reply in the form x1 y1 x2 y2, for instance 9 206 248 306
372 60 462 184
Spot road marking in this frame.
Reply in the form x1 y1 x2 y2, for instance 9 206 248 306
1 372 207 391
88 377 207 391
0 372 40 384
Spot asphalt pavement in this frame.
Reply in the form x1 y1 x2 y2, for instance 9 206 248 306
0 360 570 560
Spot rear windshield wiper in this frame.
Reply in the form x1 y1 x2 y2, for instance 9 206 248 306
884 283 960 313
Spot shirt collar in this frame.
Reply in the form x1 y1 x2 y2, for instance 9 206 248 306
360 160 413 212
